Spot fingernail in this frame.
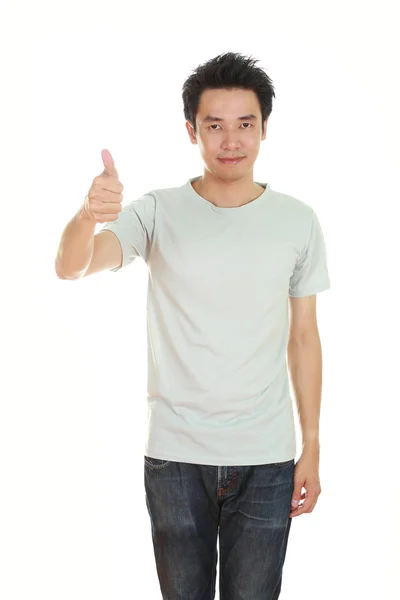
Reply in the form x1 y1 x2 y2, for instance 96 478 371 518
291 500 299 506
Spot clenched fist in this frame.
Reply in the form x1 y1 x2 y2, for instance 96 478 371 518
83 149 124 223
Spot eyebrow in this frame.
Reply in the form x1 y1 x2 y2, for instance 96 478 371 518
202 113 258 123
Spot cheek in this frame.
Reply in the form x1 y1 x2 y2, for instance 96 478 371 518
247 135 260 148
203 143 220 159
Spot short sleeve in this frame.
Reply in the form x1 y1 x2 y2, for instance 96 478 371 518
289 210 331 297
100 193 156 272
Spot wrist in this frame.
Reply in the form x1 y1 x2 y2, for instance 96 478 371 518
302 437 320 451
77 202 96 225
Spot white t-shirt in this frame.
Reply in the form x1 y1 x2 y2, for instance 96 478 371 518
101 176 331 466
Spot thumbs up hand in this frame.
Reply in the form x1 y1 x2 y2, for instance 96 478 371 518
83 149 124 223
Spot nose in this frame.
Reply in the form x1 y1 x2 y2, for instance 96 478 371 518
222 135 241 150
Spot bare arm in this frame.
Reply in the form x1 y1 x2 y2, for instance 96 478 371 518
287 295 322 452
55 208 122 279
287 332 322 452
55 149 124 279
55 206 97 279
82 230 122 277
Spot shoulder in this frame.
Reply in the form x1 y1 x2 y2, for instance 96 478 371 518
267 186 316 242
268 185 314 218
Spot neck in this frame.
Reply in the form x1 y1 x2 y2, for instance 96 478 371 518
193 172 265 209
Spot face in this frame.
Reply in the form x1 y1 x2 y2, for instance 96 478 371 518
186 87 267 181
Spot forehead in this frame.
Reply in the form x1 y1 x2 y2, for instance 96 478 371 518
197 88 260 120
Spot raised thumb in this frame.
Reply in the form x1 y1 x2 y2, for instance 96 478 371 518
101 148 119 178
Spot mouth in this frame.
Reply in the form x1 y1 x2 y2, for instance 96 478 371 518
218 157 244 165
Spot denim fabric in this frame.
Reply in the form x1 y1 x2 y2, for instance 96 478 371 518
144 456 295 599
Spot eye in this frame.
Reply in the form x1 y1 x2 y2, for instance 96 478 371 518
208 122 253 130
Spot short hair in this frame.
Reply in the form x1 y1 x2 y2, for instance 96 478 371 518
182 52 276 135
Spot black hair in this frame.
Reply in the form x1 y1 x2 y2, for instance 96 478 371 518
182 52 275 135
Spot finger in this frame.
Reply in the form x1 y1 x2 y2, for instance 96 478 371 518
90 197 123 212
101 148 119 178
290 494 316 517
291 489 305 509
289 493 307 517
289 508 303 518
91 186 123 200
289 503 306 517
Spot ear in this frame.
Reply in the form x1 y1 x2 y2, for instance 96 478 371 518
261 118 268 140
186 121 198 145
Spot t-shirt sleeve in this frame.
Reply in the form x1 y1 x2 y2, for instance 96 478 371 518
99 193 156 272
288 209 331 297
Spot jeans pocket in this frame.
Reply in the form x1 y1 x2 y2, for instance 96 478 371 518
144 455 171 470
270 459 295 467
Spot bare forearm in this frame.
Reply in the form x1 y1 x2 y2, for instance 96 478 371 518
287 333 323 451
55 206 96 279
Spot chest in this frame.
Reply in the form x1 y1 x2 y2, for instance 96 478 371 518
150 214 299 302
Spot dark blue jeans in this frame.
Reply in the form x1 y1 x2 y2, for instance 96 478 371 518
144 456 295 599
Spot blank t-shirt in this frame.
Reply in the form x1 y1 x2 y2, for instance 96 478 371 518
100 176 331 466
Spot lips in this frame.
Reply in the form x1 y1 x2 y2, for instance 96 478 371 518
218 157 244 164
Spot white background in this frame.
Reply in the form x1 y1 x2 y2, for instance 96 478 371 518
1 0 399 598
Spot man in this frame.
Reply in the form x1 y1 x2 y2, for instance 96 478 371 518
55 51 330 599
